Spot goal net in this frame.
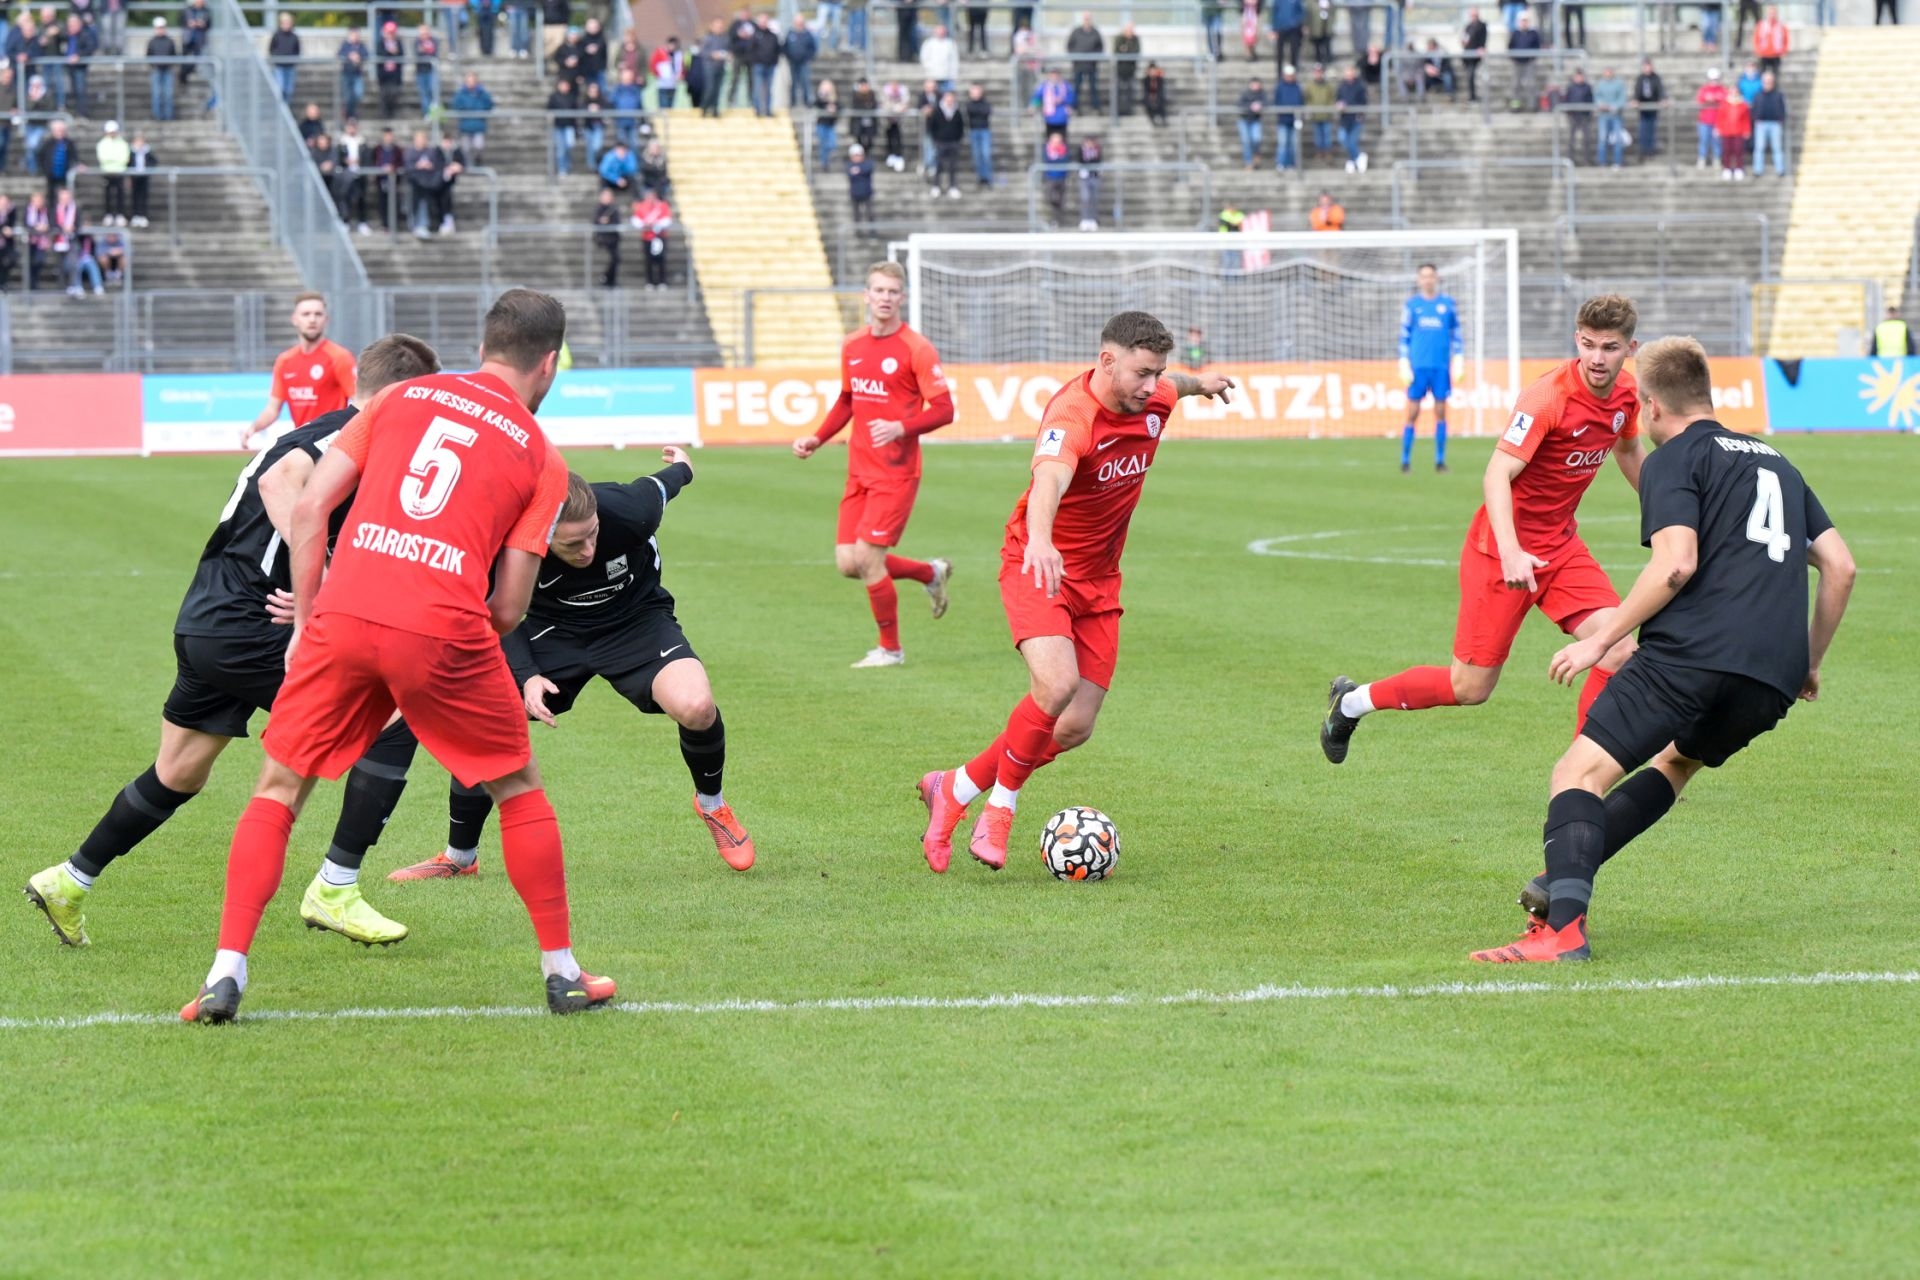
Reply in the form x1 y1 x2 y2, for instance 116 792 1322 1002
898 230 1521 438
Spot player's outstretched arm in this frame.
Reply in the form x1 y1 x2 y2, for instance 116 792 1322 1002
487 548 543 636
661 444 693 480
1549 524 1697 686
1023 460 1074 598
288 448 362 632
1802 527 1857 701
1482 450 1547 592
243 396 286 446
795 392 854 458
1168 372 1236 402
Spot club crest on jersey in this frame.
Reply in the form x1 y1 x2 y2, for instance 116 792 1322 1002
1504 411 1534 445
1612 410 1626 429
310 363 325 380
1036 427 1067 456
881 357 899 375
605 554 628 579
1145 413 1162 438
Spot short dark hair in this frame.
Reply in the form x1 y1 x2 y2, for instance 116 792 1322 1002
1100 311 1175 356
559 471 598 524
481 288 567 372
1417 262 1437 273
291 291 326 311
355 333 439 397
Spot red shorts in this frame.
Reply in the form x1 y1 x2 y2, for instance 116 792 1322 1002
998 557 1122 690
262 612 530 787
836 474 920 547
1453 535 1620 668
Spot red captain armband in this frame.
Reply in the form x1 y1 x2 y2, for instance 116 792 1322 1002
815 391 854 443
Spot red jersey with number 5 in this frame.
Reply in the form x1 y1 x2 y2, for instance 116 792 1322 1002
1002 371 1179 580
840 324 946 482
1466 358 1640 559
316 371 569 641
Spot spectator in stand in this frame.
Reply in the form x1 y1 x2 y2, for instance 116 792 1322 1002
1041 131 1069 227
850 75 878 154
1734 0 1762 50
1509 12 1541 110
23 191 52 287
337 117 370 231
1716 84 1750 179
651 36 684 108
786 16 817 107
127 130 154 227
846 0 869 52
147 18 178 121
101 0 127 57
616 29 645 86
375 23 406 119
927 86 964 197
725 11 755 111
1236 76 1265 168
915 79 940 177
1241 0 1262 61
593 185 621 286
1335 63 1368 172
1695 65 1726 167
437 129 466 231
299 101 326 143
1010 18 1039 105
1751 68 1787 175
53 184 95 296
338 25 368 119
1304 61 1335 157
1754 5 1787 72
1271 0 1304 76
610 66 645 148
1143 59 1168 125
542 0 570 58
36 118 78 203
1358 41 1385 87
1274 63 1303 171
1066 11 1104 112
405 127 442 236
1033 65 1075 141
554 26 585 84
1202 0 1226 61
1701 0 1722 51
452 71 494 157
919 23 957 94
1562 0 1586 47
965 3 989 56
0 67 10 172
268 12 299 106
1306 0 1334 65
815 78 840 168
1076 133 1101 230
580 80 609 168
180 0 210 82
61 14 98 116
23 74 54 170
632 186 672 288
749 14 780 117
1874 0 1897 23
1461 8 1487 102
695 18 728 116
0 193 15 289
97 227 126 284
598 137 637 192
1594 66 1627 166
548 76 578 175
1634 58 1663 158
639 137 671 198
893 0 916 62
5 14 34 84
880 78 910 170
415 24 442 117
845 141 874 222
1309 189 1344 230
580 18 609 92
1113 23 1141 115
371 125 404 228
96 119 129 225
964 81 993 186
1421 40 1455 99
472 0 498 59
505 0 533 61
1735 58 1761 105
309 127 338 210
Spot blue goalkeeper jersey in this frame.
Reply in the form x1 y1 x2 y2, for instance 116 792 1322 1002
1399 293 1462 369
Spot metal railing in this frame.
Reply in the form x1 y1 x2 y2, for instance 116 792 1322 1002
739 286 865 364
1551 212 1771 283
2 221 136 297
480 222 697 298
62 166 280 248
1023 158 1211 231
1523 273 1753 354
1389 156 1576 224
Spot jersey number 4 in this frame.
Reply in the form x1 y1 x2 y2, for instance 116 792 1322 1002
1746 467 1793 564
402 417 480 520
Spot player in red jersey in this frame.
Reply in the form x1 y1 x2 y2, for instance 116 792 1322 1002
917 311 1236 871
181 289 612 1023
793 261 957 668
242 292 359 445
1319 295 1647 765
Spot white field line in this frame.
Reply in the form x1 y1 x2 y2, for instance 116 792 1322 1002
2 969 1915 1033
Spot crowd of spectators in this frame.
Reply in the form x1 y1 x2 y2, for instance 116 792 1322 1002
590 162 674 289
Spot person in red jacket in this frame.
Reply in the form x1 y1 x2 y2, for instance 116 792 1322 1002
1695 67 1728 168
1753 6 1789 74
1716 90 1752 180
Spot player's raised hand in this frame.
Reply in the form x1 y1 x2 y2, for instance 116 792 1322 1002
1547 635 1607 687
264 588 296 626
662 444 692 474
792 434 821 459
1024 539 1066 599
1499 545 1549 592
869 419 906 446
1799 668 1821 702
523 675 561 727
1194 374 1236 403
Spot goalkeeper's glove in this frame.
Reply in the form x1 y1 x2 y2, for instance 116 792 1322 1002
1451 353 1465 379
1396 357 1413 385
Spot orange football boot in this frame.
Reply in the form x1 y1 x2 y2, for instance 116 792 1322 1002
694 797 756 871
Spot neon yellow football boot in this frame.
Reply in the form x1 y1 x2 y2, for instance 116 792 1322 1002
25 863 91 947
299 878 409 947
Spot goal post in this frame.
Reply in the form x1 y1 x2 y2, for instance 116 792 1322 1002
897 230 1522 438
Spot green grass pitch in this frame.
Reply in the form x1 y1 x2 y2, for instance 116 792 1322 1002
1 436 1914 1278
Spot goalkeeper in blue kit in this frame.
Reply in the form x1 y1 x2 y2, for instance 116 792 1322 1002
1398 263 1464 473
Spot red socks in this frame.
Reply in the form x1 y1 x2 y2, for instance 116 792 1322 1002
498 789 571 951
217 797 295 953
997 696 1061 793
885 555 935 584
964 735 1004 793
865 579 901 650
1576 666 1614 736
1369 666 1459 712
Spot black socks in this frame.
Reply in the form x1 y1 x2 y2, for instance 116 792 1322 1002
71 764 198 879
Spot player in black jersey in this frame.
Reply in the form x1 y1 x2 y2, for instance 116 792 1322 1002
388 446 759 878
24 336 441 949
1473 337 1857 963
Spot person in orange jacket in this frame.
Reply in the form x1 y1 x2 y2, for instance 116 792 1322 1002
1753 6 1789 74
1309 189 1345 231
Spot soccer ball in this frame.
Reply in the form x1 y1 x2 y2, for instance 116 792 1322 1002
1040 807 1119 881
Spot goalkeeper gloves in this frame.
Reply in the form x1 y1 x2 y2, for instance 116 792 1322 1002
1397 357 1413 385
1451 354 1465 379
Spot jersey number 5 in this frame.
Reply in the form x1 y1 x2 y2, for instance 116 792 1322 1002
401 416 480 520
1746 467 1793 564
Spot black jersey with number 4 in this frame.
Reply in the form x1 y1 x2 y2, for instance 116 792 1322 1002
519 462 693 636
173 408 356 645
1635 419 1833 700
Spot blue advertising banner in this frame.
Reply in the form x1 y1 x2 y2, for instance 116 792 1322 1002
142 373 275 453
1763 358 1918 433
537 368 698 448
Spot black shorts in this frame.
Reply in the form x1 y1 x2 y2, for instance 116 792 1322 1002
162 632 286 737
524 612 697 717
1582 655 1792 772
